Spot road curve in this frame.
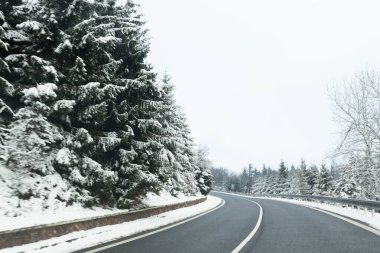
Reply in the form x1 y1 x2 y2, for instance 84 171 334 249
82 192 380 253
84 193 261 253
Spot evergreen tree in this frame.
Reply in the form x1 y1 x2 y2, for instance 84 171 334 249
1 0 209 210
307 165 319 194
290 160 309 195
194 146 212 195
317 164 332 195
240 168 249 192
276 161 289 194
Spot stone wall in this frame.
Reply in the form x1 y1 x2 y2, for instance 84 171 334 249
0 197 206 249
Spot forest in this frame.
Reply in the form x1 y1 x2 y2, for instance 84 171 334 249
0 0 212 215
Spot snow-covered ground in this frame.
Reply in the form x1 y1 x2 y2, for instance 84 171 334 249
218 192 380 231
0 195 222 253
0 190 204 232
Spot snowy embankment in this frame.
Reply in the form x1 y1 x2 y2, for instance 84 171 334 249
219 192 380 231
0 163 204 232
0 196 222 253
0 188 204 232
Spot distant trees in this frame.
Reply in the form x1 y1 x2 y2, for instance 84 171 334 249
211 167 229 189
210 160 355 198
210 71 380 200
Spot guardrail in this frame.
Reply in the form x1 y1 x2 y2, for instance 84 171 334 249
222 191 380 212
0 197 206 250
267 194 380 211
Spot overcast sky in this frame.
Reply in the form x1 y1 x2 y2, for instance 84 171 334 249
118 0 380 172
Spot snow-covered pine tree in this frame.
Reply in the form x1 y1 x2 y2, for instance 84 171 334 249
264 167 277 194
1 0 62 171
333 156 360 198
194 146 212 195
317 164 332 195
276 161 289 194
148 73 202 196
1 0 206 211
307 165 319 194
0 1 87 214
289 160 309 194
240 168 249 192
49 0 205 207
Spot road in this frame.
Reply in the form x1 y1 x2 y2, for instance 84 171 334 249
84 192 380 253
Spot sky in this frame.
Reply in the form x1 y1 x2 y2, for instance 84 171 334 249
117 0 380 172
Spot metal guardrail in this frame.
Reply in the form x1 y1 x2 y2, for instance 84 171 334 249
220 190 380 212
254 194 380 211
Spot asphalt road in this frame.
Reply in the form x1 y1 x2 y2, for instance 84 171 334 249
86 193 261 253
250 196 380 253
86 192 380 253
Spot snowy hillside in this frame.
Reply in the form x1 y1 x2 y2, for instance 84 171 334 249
0 0 212 217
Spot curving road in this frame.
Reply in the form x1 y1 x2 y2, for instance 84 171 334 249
83 192 380 253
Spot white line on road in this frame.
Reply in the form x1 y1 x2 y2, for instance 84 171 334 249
219 192 380 238
85 198 225 253
228 195 263 253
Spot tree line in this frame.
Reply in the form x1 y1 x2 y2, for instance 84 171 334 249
212 161 338 197
212 70 380 201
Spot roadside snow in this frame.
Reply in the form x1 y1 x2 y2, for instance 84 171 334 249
142 190 203 207
0 204 125 232
0 196 222 253
0 189 203 232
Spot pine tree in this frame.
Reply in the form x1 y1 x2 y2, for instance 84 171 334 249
276 161 289 194
264 167 276 194
290 160 309 195
307 165 319 194
194 146 212 195
240 168 249 192
317 164 332 195
1 0 62 171
1 0 208 210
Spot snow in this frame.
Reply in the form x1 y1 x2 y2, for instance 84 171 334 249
0 196 221 253
95 36 122 45
54 39 72 54
22 83 57 104
0 187 204 232
53 100 76 113
0 165 85 228
141 190 203 207
56 148 73 166
16 21 43 31
4 30 29 42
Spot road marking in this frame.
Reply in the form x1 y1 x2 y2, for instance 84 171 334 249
85 198 225 253
228 195 263 253
267 199 380 237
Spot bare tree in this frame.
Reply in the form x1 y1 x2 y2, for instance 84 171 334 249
329 69 380 199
